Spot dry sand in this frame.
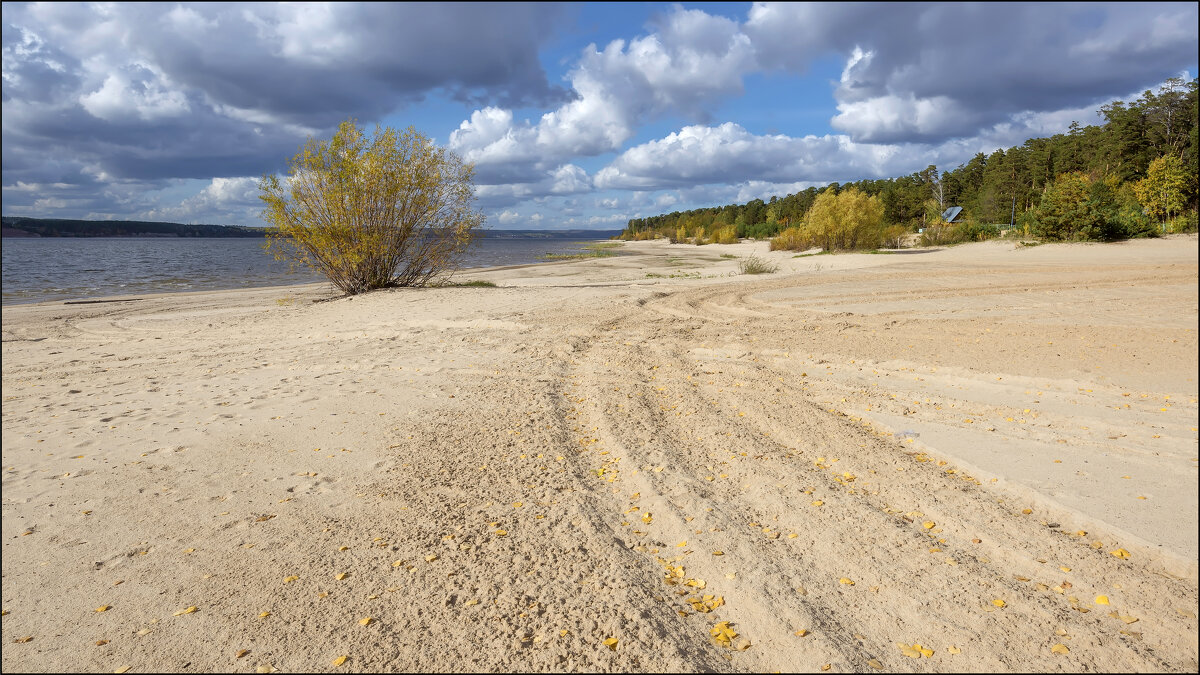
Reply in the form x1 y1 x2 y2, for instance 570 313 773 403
2 235 1197 672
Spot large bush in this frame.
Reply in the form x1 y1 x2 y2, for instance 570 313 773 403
769 187 884 251
259 120 484 294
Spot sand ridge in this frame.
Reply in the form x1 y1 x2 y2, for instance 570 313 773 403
2 235 1197 672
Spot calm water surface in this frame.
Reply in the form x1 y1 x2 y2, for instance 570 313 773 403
1 233 618 305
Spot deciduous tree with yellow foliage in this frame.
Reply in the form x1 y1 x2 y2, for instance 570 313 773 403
260 120 484 295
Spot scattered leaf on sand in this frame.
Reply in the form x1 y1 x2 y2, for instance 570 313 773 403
867 659 882 670
236 649 250 658
13 636 33 643
710 621 738 648
96 640 109 646
114 667 131 674
425 555 438 562
255 665 274 673
1110 548 1131 559
603 637 618 651
359 617 373 626
839 577 855 586
922 521 935 529
1051 643 1069 655
494 530 508 536
259 611 270 618
992 599 1007 608
794 629 809 637
336 572 348 580
173 606 198 616
1095 595 1110 605
898 643 921 658
283 575 299 583
332 655 348 666
947 646 961 654
96 605 111 612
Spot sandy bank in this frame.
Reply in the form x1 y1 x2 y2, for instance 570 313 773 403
3 235 1197 672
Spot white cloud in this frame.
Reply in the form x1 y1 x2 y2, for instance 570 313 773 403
449 5 758 177
595 122 906 190
79 68 191 122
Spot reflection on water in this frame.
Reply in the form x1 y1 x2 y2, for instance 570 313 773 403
1 233 618 305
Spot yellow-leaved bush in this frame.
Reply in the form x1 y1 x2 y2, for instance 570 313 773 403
769 187 884 252
259 120 485 294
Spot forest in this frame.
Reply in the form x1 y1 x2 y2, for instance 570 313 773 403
620 78 1198 250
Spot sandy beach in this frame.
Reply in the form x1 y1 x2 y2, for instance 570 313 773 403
2 235 1197 672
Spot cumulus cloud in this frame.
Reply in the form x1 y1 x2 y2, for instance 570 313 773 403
449 6 756 178
594 122 907 190
2 2 570 219
745 2 1198 143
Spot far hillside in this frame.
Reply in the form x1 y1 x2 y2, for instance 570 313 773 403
1 217 270 238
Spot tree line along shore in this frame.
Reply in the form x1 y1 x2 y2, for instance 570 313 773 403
620 77 1198 251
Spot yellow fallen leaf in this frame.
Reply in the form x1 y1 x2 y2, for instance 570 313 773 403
512 501 523 508
236 649 250 658
839 577 855 586
1095 595 1110 605
338 546 349 551
677 541 687 547
336 572 348 580
425 554 438 562
922 521 935 529
867 659 883 670
559 629 569 637
173 606 197 616
95 605 111 612
1051 643 1069 654
13 636 33 643
332 655 348 666
1110 548 1131 559
259 611 271 618
947 645 961 654
642 512 652 524
992 599 1006 608
359 617 373 626
96 640 109 646
916 644 934 657
603 637 618 650
811 500 824 507
114 667 131 674
494 529 508 536
712 551 724 556
283 575 298 583
898 643 922 658
794 629 809 637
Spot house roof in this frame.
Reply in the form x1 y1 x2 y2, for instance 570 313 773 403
941 206 963 223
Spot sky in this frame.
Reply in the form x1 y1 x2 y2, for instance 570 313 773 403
3 2 1197 231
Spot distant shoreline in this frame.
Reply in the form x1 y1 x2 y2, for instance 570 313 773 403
1 217 620 239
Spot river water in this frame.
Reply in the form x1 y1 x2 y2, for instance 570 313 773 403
1 231 620 305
